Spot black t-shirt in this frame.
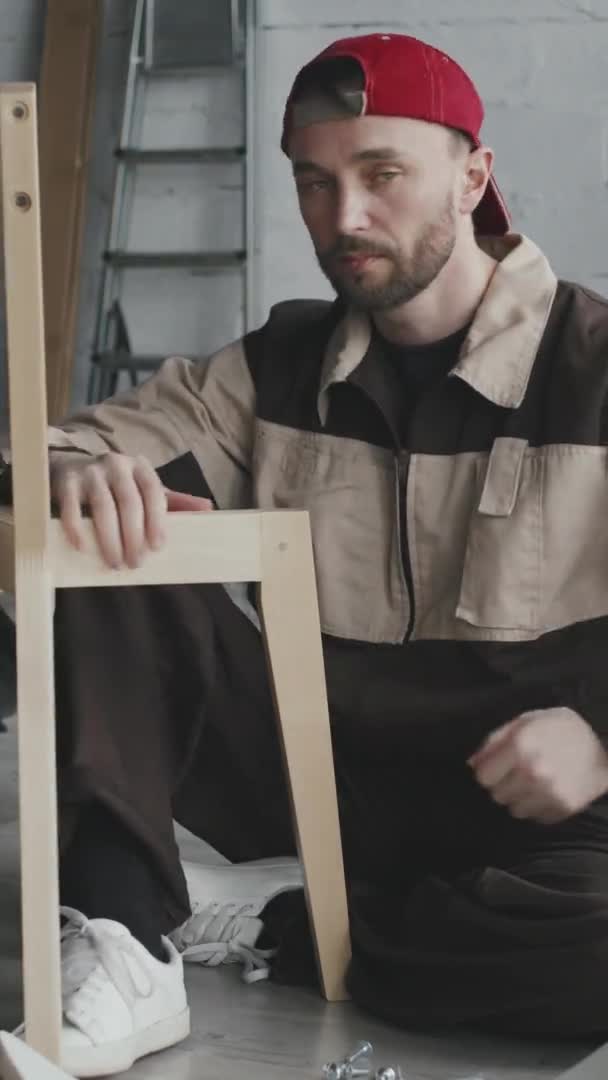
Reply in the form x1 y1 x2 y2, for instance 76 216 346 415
379 321 472 444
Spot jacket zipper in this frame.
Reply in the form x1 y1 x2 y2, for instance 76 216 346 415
395 453 416 641
344 382 415 641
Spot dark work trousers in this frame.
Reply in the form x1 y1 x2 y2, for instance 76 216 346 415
53 457 608 1039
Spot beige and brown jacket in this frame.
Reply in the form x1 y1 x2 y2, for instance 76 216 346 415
44 233 608 743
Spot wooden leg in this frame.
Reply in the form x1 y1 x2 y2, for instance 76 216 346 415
258 512 351 1002
0 1030 75 1079
15 570 62 1062
1 82 62 1063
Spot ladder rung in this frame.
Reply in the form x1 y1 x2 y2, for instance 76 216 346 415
143 61 246 77
116 147 245 164
104 251 246 269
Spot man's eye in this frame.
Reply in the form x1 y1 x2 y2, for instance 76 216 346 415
373 171 400 184
298 179 330 193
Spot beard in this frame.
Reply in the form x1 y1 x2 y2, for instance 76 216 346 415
315 193 457 312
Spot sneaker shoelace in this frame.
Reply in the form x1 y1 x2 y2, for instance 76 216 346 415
13 906 152 1036
173 901 276 984
60 905 153 1007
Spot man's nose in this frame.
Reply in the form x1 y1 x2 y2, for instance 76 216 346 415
335 187 371 233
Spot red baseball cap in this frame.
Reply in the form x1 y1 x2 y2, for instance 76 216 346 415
281 33 510 236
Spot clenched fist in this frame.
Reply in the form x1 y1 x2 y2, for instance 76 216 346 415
468 707 608 825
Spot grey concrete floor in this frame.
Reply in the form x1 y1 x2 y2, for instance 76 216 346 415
0 714 601 1080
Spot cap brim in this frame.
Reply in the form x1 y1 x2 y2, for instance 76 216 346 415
473 173 511 236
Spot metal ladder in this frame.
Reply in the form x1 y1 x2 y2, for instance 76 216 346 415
88 0 255 403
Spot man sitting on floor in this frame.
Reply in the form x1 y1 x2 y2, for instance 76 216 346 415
11 31 608 1078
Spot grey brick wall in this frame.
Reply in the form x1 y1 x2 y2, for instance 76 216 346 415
0 0 44 80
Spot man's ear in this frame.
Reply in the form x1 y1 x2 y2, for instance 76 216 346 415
460 146 494 215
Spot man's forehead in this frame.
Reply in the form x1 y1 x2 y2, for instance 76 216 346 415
288 114 451 163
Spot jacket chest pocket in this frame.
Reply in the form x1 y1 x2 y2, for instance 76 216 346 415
456 438 544 634
253 421 407 643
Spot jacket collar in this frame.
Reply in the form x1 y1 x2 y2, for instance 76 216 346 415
317 233 558 425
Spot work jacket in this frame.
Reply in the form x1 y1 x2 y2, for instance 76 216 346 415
47 233 608 748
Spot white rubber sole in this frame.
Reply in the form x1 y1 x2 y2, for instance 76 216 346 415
61 1005 190 1078
182 856 304 910
185 856 302 873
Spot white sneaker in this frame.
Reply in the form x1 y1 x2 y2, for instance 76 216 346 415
17 907 190 1078
170 856 304 984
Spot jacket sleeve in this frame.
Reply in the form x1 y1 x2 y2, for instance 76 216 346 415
42 339 256 510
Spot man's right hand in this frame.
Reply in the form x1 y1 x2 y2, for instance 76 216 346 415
50 452 214 569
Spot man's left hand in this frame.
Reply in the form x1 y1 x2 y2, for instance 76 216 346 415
468 707 608 825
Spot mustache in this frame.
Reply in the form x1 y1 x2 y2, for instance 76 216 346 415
320 236 395 260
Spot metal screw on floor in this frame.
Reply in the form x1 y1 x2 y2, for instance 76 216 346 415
322 1040 374 1079
322 1067 371 1080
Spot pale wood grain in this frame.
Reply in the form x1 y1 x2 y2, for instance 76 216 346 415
259 513 351 1001
48 510 263 587
0 83 62 1063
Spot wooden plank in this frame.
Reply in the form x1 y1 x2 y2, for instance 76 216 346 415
49 510 263 587
258 511 351 1001
0 1031 76 1080
0 85 62 1062
38 0 101 423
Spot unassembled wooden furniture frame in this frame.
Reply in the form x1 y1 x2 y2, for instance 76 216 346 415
39 0 101 423
0 83 350 1067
